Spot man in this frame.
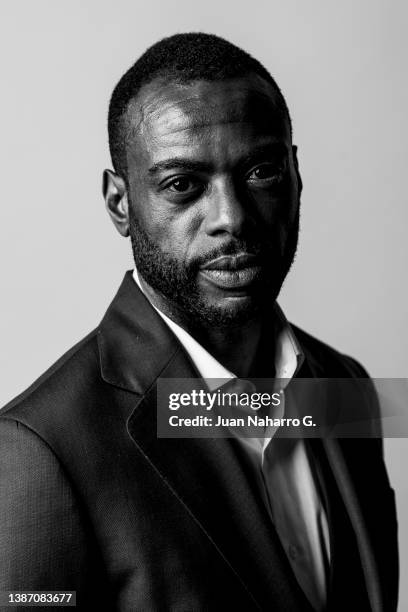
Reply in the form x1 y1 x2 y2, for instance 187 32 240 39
0 33 398 611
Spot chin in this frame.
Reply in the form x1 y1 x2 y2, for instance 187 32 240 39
197 278 284 324
191 295 264 328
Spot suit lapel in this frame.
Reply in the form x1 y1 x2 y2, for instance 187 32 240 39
297 353 382 612
321 438 382 612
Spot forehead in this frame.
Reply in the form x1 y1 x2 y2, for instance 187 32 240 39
125 76 291 165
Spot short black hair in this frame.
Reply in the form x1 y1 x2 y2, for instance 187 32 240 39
108 32 292 178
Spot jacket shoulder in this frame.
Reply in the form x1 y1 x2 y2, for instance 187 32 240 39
290 323 370 378
0 329 100 422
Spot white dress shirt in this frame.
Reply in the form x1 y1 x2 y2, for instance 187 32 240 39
133 269 330 611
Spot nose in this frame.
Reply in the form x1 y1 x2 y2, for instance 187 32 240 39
204 179 248 238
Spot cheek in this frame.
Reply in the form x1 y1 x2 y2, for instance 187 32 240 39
251 193 298 231
128 184 169 239
273 180 299 227
160 214 201 261
133 195 198 259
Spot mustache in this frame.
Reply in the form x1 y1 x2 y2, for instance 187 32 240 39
189 240 273 270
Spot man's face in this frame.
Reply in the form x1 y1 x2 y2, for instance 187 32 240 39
124 75 301 327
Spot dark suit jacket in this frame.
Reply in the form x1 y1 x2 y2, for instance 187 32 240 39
0 272 399 611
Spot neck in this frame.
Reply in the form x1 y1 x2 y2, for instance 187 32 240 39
184 318 262 379
139 276 264 378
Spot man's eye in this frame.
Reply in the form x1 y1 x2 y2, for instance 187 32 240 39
247 164 283 182
167 177 197 192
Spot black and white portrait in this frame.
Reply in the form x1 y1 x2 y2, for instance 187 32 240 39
0 2 406 610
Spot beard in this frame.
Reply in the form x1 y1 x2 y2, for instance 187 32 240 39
129 208 299 328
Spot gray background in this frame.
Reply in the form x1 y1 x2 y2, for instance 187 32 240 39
0 0 406 607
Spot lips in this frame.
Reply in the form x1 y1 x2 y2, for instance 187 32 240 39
200 253 262 289
201 253 259 271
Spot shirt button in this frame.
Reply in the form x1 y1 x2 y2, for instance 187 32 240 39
288 544 298 560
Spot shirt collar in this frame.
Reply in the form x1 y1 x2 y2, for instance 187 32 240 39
132 268 303 390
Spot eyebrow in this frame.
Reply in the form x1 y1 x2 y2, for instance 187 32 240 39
147 142 288 176
148 159 213 175
238 142 288 168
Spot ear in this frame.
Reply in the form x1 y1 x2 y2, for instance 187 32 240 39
292 145 303 196
102 169 129 237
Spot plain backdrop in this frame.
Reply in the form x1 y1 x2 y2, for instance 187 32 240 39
0 0 407 607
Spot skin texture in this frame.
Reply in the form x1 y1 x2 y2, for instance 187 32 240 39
103 75 302 376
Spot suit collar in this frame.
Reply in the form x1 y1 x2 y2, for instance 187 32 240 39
97 271 331 393
97 271 198 394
